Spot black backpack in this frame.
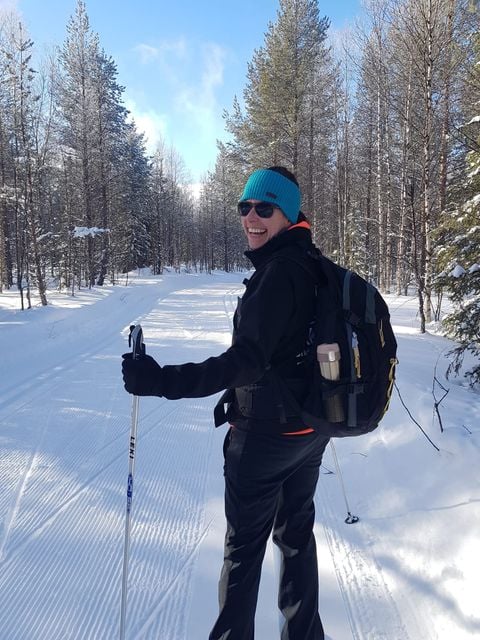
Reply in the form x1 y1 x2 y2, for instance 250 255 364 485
280 251 398 438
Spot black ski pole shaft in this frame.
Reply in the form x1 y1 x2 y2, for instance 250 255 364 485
120 324 145 640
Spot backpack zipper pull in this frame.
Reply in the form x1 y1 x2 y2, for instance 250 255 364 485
352 332 361 379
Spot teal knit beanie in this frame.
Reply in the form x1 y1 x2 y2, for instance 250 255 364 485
239 169 301 223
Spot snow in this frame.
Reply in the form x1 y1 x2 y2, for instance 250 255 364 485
1 270 479 640
450 264 466 277
72 226 110 238
467 164 480 179
469 263 480 273
465 115 480 125
464 193 480 210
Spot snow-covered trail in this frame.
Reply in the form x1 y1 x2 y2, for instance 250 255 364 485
1 271 479 640
0 272 237 639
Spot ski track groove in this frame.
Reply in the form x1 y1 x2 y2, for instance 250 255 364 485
124 398 217 638
117 285 236 639
0 340 177 561
0 276 208 416
0 402 217 638
317 447 418 640
0 282 279 639
0 399 54 562
131 520 213 640
0 448 37 560
0 444 39 562
0 330 123 417
0 401 180 566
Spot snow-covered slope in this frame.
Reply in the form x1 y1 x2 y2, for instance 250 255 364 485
0 270 479 639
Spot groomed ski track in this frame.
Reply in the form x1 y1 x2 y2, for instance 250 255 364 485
0 271 432 639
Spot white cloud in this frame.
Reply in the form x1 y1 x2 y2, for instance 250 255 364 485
132 39 226 143
129 39 228 179
125 97 168 155
134 38 188 67
133 38 189 90
202 43 226 92
176 42 227 140
134 43 160 64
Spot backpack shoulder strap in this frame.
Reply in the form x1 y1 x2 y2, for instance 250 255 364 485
273 247 333 291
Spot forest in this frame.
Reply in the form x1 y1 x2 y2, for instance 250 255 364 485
0 0 478 383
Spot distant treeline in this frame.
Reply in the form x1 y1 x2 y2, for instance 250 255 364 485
0 0 478 382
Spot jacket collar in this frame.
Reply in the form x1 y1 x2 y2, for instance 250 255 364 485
244 220 314 270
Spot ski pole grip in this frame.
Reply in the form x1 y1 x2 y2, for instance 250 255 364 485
128 324 146 360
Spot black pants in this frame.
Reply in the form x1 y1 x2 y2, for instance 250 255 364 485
209 428 329 640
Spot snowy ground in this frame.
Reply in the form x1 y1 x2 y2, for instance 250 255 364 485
0 269 479 640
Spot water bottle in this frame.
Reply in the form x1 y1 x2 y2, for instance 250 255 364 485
317 343 344 423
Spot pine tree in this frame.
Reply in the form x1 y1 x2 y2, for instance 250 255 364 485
3 17 48 307
222 0 338 261
225 0 330 176
57 0 143 287
435 28 480 386
113 123 151 275
197 144 246 272
93 49 128 285
57 0 100 287
0 14 15 291
149 145 168 275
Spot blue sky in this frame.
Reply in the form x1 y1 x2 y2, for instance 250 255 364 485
7 0 362 184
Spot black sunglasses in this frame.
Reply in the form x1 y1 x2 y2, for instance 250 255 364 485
237 201 277 218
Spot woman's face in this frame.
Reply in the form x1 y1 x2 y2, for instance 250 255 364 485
241 200 291 250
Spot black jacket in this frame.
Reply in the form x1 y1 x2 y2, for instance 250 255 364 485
159 221 321 433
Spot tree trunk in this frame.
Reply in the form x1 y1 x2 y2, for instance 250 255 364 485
422 0 435 326
334 84 345 263
376 84 384 289
384 96 393 293
397 62 413 296
438 0 454 214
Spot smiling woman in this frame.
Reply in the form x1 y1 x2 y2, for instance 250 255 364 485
122 164 330 639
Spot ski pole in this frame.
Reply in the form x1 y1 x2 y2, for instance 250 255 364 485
119 324 145 640
329 441 359 524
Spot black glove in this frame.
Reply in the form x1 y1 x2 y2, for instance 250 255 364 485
122 353 163 396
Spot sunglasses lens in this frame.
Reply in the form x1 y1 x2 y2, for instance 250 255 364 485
238 202 252 216
255 203 275 218
237 202 275 218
